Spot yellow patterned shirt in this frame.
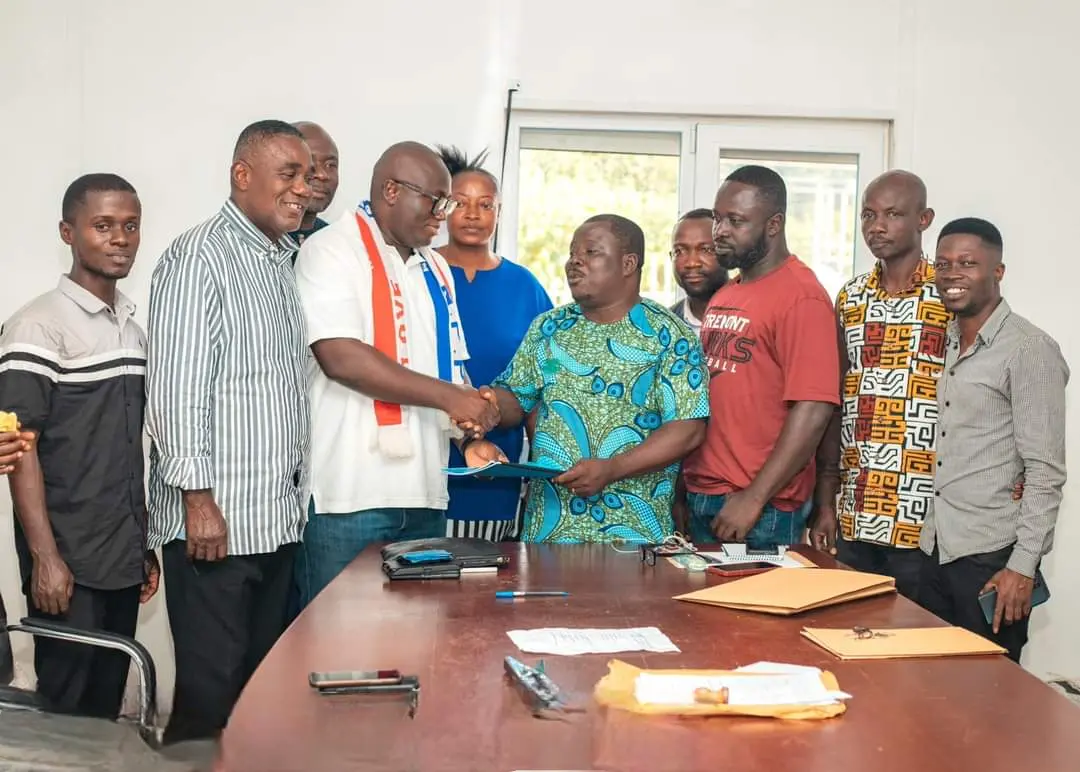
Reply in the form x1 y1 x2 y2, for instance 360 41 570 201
836 259 950 548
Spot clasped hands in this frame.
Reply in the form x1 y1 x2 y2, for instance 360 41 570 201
448 385 510 467
448 384 500 440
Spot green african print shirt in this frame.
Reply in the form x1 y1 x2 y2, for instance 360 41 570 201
493 298 710 543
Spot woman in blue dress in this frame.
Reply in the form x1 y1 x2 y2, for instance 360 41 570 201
436 145 553 540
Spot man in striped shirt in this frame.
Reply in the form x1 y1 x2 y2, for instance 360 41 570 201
918 218 1068 663
146 120 313 743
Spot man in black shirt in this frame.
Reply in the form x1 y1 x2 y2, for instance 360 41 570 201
0 173 157 718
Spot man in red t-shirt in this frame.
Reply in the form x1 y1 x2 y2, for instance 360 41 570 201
677 165 840 548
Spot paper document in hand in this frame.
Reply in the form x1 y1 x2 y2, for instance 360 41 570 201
444 461 564 479
506 627 680 655
634 670 851 707
801 626 1007 659
674 567 895 615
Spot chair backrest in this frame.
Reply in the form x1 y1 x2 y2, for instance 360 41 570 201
0 590 14 686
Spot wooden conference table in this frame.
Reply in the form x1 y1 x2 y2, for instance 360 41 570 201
215 545 1079 772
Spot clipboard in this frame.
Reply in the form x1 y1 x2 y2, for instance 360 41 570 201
443 461 564 480
673 568 896 615
801 626 1007 659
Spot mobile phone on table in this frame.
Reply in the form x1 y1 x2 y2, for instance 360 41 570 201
746 545 780 556
708 561 778 577
398 549 453 565
309 670 402 690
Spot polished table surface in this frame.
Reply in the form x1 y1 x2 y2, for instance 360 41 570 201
215 545 1080 771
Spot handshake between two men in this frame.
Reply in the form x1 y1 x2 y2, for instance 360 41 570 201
445 384 509 467
441 384 627 500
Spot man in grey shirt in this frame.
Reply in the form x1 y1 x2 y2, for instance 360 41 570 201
918 217 1068 662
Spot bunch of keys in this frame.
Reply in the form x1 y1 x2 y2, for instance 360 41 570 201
503 656 583 719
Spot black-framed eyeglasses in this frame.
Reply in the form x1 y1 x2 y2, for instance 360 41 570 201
639 543 697 566
390 179 457 217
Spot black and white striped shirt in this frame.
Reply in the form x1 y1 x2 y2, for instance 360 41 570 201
921 299 1069 577
146 200 310 556
0 276 147 589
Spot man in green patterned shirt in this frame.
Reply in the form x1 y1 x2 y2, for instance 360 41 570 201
484 214 710 542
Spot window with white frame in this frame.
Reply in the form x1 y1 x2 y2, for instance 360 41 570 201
498 112 890 306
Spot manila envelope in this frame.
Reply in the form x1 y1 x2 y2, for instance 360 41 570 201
593 659 847 720
801 626 1006 659
673 568 896 615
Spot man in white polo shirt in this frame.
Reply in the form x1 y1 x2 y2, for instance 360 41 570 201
293 141 502 608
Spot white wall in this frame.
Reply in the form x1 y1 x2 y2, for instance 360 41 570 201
1 0 1077 709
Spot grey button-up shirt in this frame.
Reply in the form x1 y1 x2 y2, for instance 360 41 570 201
920 298 1069 577
146 200 311 556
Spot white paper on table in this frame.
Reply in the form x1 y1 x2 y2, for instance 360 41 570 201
506 627 680 655
735 661 823 675
698 544 807 568
633 669 852 707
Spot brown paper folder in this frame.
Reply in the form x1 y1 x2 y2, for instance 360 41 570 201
673 568 895 615
801 626 1006 659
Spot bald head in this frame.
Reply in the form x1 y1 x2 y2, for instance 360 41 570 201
291 121 339 220
860 169 934 263
370 141 452 253
370 141 447 199
865 170 927 209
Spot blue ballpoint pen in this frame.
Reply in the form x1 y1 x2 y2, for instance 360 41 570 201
495 591 570 599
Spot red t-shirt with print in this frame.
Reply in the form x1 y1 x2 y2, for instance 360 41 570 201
683 255 840 509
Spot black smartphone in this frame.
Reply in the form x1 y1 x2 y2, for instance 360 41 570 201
746 545 780 556
977 575 1050 626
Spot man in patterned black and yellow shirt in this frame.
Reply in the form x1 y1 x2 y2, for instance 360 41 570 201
811 170 944 600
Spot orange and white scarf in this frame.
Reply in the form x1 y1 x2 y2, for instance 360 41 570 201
354 201 466 458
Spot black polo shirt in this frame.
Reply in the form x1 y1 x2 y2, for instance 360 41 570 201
0 276 146 590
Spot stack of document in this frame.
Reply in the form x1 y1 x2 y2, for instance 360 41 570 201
801 626 1007 659
635 662 851 707
673 568 895 614
506 627 680 655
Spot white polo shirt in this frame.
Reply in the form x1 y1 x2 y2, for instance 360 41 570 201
294 208 467 514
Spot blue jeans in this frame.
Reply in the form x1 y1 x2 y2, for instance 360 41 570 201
686 492 812 548
294 501 445 609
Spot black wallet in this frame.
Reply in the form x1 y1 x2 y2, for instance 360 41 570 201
382 557 462 580
380 537 510 569
380 537 509 580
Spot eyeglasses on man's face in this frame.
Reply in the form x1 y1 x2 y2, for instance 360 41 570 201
669 244 717 260
390 178 457 217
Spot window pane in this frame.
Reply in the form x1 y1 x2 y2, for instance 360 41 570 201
714 156 858 300
515 148 681 308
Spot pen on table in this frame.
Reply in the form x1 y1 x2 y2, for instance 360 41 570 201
495 591 570 598
460 567 498 574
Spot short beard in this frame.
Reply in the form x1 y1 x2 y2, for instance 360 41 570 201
684 274 728 301
722 231 769 272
